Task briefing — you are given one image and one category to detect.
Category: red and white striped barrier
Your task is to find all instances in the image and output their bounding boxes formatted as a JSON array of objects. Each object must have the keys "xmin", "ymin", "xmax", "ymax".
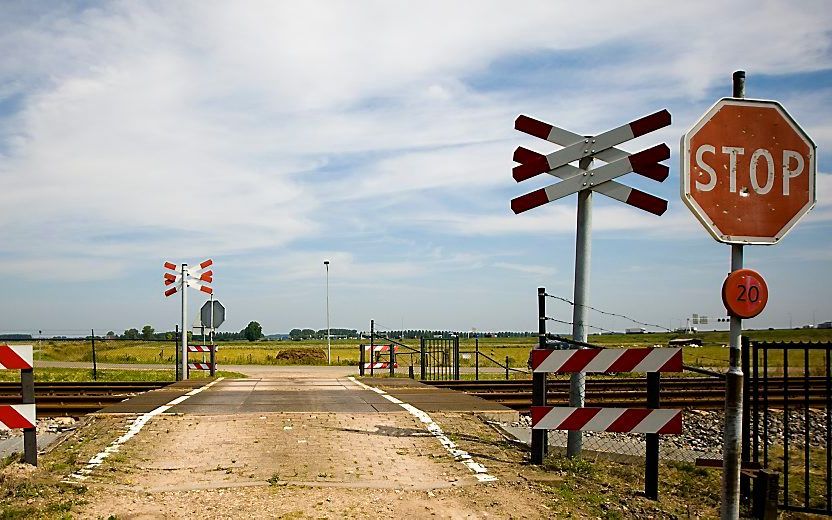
[
  {"xmin": 188, "ymin": 363, "xmax": 213, "ymax": 371},
  {"xmin": 513, "ymin": 147, "xmax": 668, "ymax": 216},
  {"xmin": 531, "ymin": 406, "xmax": 682, "ymax": 434},
  {"xmin": 187, "ymin": 345, "xmax": 216, "ymax": 352},
  {"xmin": 363, "ymin": 345, "xmax": 398, "ymax": 352},
  {"xmin": 531, "ymin": 348, "xmax": 682, "ymax": 374},
  {"xmin": 363, "ymin": 362, "xmax": 398, "ymax": 369},
  {"xmin": 0, "ymin": 345, "xmax": 33, "ymax": 370},
  {"xmin": 0, "ymin": 404, "xmax": 36, "ymax": 430}
]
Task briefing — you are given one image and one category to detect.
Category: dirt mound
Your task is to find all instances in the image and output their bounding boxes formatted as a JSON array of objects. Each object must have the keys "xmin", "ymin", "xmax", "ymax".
[{"xmin": 274, "ymin": 348, "xmax": 327, "ymax": 364}]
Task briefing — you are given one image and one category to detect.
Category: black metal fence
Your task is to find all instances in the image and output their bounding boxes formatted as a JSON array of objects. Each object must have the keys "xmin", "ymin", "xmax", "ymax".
[
  {"xmin": 420, "ymin": 337, "xmax": 460, "ymax": 380},
  {"xmin": 743, "ymin": 338, "xmax": 831, "ymax": 515}
]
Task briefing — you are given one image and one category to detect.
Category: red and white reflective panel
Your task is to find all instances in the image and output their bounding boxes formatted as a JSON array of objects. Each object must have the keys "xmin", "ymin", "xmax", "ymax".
[
  {"xmin": 188, "ymin": 362, "xmax": 214, "ymax": 370},
  {"xmin": 186, "ymin": 280, "xmax": 213, "ymax": 294},
  {"xmin": 198, "ymin": 271, "xmax": 213, "ymax": 282},
  {"xmin": 163, "ymin": 261, "xmax": 179, "ymax": 272},
  {"xmin": 513, "ymin": 147, "xmax": 667, "ymax": 216},
  {"xmin": 187, "ymin": 345, "xmax": 215, "ymax": 352},
  {"xmin": 199, "ymin": 259, "xmax": 213, "ymax": 269},
  {"xmin": 0, "ymin": 345, "xmax": 33, "ymax": 370},
  {"xmin": 362, "ymin": 362, "xmax": 398, "ymax": 369},
  {"xmin": 0, "ymin": 404, "xmax": 36, "ymax": 430},
  {"xmin": 164, "ymin": 287, "xmax": 178, "ymax": 297},
  {"xmin": 531, "ymin": 406, "xmax": 682, "ymax": 434},
  {"xmin": 512, "ymin": 144, "xmax": 670, "ymax": 214},
  {"xmin": 531, "ymin": 347, "xmax": 682, "ymax": 374},
  {"xmin": 363, "ymin": 345, "xmax": 398, "ymax": 352}
]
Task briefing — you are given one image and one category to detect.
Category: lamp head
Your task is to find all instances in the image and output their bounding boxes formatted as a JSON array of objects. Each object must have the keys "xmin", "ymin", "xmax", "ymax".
[{"xmin": 324, "ymin": 260, "xmax": 329, "ymax": 265}]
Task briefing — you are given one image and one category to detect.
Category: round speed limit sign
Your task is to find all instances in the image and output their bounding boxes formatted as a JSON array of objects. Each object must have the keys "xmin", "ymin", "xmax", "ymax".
[{"xmin": 722, "ymin": 268, "xmax": 769, "ymax": 319}]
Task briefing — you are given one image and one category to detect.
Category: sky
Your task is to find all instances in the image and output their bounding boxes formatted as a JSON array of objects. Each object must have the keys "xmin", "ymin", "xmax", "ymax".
[{"xmin": 0, "ymin": 1, "xmax": 830, "ymax": 336}]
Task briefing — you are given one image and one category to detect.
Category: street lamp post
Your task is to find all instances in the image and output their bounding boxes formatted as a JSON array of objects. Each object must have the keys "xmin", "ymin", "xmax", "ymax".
[{"xmin": 324, "ymin": 260, "xmax": 331, "ymax": 365}]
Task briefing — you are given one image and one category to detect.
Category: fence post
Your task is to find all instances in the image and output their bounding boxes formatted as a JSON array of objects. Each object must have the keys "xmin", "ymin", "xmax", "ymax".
[
  {"xmin": 475, "ymin": 338, "xmax": 479, "ymax": 381},
  {"xmin": 359, "ymin": 344, "xmax": 365, "ymax": 376},
  {"xmin": 645, "ymin": 372, "xmax": 660, "ymax": 500},
  {"xmin": 370, "ymin": 320, "xmax": 375, "ymax": 377},
  {"xmin": 531, "ymin": 286, "xmax": 547, "ymax": 464},
  {"xmin": 741, "ymin": 335, "xmax": 751, "ymax": 502},
  {"xmin": 21, "ymin": 367, "xmax": 37, "ymax": 466},
  {"xmin": 505, "ymin": 356, "xmax": 509, "ymax": 380},
  {"xmin": 390, "ymin": 344, "xmax": 395, "ymax": 378},
  {"xmin": 209, "ymin": 344, "xmax": 216, "ymax": 377},
  {"xmin": 91, "ymin": 329, "xmax": 97, "ymax": 381},
  {"xmin": 420, "ymin": 339, "xmax": 426, "ymax": 381},
  {"xmin": 454, "ymin": 336, "xmax": 460, "ymax": 380},
  {"xmin": 175, "ymin": 325, "xmax": 180, "ymax": 381}
]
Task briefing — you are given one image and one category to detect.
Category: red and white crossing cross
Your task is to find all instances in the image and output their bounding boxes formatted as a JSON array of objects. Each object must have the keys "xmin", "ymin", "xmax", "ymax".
[
  {"xmin": 0, "ymin": 345, "xmax": 33, "ymax": 370},
  {"xmin": 163, "ymin": 258, "xmax": 213, "ymax": 297},
  {"xmin": 531, "ymin": 406, "xmax": 682, "ymax": 434},
  {"xmin": 511, "ymin": 110, "xmax": 671, "ymax": 214},
  {"xmin": 530, "ymin": 348, "xmax": 682, "ymax": 374}
]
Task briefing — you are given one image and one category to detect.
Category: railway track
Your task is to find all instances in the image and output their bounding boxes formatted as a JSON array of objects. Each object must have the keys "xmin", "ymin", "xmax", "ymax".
[
  {"xmin": 424, "ymin": 377, "xmax": 830, "ymax": 412},
  {"xmin": 0, "ymin": 381, "xmax": 170, "ymax": 416}
]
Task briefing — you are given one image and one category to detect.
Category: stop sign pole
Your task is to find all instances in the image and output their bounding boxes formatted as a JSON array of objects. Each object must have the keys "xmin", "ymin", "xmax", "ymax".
[{"xmin": 682, "ymin": 71, "xmax": 816, "ymax": 520}]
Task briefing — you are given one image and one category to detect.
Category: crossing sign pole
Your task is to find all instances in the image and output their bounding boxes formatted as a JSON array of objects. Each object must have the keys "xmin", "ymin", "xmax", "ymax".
[
  {"xmin": 512, "ymin": 108, "xmax": 671, "ymax": 460},
  {"xmin": 164, "ymin": 259, "xmax": 214, "ymax": 380},
  {"xmin": 682, "ymin": 70, "xmax": 816, "ymax": 520}
]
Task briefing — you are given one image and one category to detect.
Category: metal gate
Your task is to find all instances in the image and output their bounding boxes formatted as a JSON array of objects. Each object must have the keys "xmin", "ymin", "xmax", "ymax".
[
  {"xmin": 419, "ymin": 337, "xmax": 460, "ymax": 381},
  {"xmin": 743, "ymin": 338, "xmax": 831, "ymax": 515}
]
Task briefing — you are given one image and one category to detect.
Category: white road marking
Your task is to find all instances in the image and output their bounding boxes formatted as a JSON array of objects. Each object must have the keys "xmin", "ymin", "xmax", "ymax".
[
  {"xmin": 348, "ymin": 377, "xmax": 497, "ymax": 483},
  {"xmin": 64, "ymin": 377, "xmax": 224, "ymax": 482}
]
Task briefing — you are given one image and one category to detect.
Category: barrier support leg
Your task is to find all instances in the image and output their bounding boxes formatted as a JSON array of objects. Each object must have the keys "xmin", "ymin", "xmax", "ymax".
[
  {"xmin": 21, "ymin": 368, "xmax": 37, "ymax": 466},
  {"xmin": 645, "ymin": 372, "xmax": 660, "ymax": 500}
]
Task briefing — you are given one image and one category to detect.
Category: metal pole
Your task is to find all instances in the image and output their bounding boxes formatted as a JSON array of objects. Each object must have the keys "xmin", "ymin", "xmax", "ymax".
[
  {"xmin": 475, "ymin": 338, "xmax": 479, "ymax": 381},
  {"xmin": 21, "ymin": 367, "xmax": 36, "ymax": 466},
  {"xmin": 532, "ymin": 287, "xmax": 547, "ymax": 464},
  {"xmin": 181, "ymin": 263, "xmax": 188, "ymax": 380},
  {"xmin": 325, "ymin": 260, "xmax": 331, "ymax": 365},
  {"xmin": 209, "ymin": 293, "xmax": 216, "ymax": 376},
  {"xmin": 175, "ymin": 324, "xmax": 180, "ymax": 381},
  {"xmin": 91, "ymin": 328, "xmax": 97, "ymax": 381},
  {"xmin": 722, "ymin": 70, "xmax": 745, "ymax": 520},
  {"xmin": 567, "ymin": 156, "xmax": 593, "ymax": 458},
  {"xmin": 370, "ymin": 319, "xmax": 374, "ymax": 377}
]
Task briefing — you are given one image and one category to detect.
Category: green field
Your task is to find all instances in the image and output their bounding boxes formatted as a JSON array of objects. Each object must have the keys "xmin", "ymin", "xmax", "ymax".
[{"xmin": 7, "ymin": 327, "xmax": 831, "ymax": 373}]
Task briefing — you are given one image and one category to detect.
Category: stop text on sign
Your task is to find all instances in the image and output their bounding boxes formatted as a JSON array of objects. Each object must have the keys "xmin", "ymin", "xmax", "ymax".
[
  {"xmin": 682, "ymin": 98, "xmax": 816, "ymax": 244},
  {"xmin": 693, "ymin": 145, "xmax": 805, "ymax": 196}
]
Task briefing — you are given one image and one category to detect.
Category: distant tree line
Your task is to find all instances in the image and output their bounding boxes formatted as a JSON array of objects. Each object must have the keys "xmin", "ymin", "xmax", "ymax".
[
  {"xmin": 288, "ymin": 328, "xmax": 358, "ymax": 340},
  {"xmin": 105, "ymin": 321, "xmax": 264, "ymax": 342}
]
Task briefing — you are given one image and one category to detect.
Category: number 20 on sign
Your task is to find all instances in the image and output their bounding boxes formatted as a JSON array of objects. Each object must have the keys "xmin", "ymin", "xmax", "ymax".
[{"xmin": 721, "ymin": 268, "xmax": 768, "ymax": 319}]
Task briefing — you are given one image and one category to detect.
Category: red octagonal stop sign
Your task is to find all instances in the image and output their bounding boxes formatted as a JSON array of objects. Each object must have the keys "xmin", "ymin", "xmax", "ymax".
[{"xmin": 682, "ymin": 98, "xmax": 816, "ymax": 244}]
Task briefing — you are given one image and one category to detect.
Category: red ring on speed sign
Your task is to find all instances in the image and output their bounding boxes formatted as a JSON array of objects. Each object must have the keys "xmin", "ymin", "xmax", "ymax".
[{"xmin": 722, "ymin": 269, "xmax": 768, "ymax": 319}]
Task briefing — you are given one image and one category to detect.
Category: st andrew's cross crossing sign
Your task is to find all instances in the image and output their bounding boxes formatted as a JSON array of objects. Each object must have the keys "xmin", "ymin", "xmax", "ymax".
[
  {"xmin": 681, "ymin": 98, "xmax": 816, "ymax": 244},
  {"xmin": 511, "ymin": 110, "xmax": 671, "ymax": 214}
]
